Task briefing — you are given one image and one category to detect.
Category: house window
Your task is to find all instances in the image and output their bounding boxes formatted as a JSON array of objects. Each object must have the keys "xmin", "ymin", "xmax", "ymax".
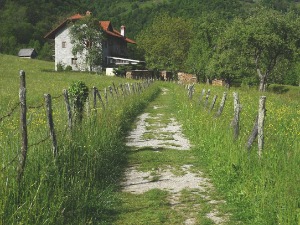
[
  {"xmin": 71, "ymin": 58, "xmax": 77, "ymax": 65},
  {"xmin": 62, "ymin": 41, "xmax": 66, "ymax": 48}
]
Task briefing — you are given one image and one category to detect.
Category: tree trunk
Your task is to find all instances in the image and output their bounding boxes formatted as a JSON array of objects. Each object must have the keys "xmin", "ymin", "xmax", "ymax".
[{"xmin": 257, "ymin": 69, "xmax": 267, "ymax": 92}]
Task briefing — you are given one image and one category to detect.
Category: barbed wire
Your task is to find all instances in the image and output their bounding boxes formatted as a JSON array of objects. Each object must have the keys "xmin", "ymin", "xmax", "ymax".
[
  {"xmin": 0, "ymin": 102, "xmax": 20, "ymax": 123},
  {"xmin": 28, "ymin": 134, "xmax": 50, "ymax": 148},
  {"xmin": 0, "ymin": 153, "xmax": 18, "ymax": 173},
  {"xmin": 52, "ymin": 94, "xmax": 64, "ymax": 100},
  {"xmin": 28, "ymin": 103, "xmax": 44, "ymax": 109}
]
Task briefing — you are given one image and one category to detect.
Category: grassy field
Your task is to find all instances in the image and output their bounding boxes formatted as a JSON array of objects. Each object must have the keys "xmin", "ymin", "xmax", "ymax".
[
  {"xmin": 1, "ymin": 54, "xmax": 299, "ymax": 224},
  {"xmin": 0, "ymin": 54, "xmax": 160, "ymax": 224},
  {"xmin": 170, "ymin": 83, "xmax": 300, "ymax": 224}
]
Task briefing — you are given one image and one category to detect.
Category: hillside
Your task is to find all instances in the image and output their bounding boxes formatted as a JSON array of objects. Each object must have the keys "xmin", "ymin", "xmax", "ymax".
[{"xmin": 1, "ymin": 0, "xmax": 300, "ymax": 60}]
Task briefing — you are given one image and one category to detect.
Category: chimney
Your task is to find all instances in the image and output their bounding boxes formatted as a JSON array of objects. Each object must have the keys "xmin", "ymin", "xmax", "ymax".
[{"xmin": 120, "ymin": 25, "xmax": 126, "ymax": 37}]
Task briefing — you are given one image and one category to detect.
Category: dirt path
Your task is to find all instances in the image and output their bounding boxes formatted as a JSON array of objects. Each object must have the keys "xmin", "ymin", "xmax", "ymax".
[{"xmin": 116, "ymin": 88, "xmax": 229, "ymax": 224}]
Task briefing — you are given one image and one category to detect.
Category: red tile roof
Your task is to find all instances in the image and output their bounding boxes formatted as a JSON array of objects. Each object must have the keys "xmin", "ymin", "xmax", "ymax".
[{"xmin": 44, "ymin": 13, "xmax": 136, "ymax": 44}]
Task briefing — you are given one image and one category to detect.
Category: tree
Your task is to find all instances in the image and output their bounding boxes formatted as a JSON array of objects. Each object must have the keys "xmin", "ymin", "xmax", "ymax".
[
  {"xmin": 185, "ymin": 13, "xmax": 228, "ymax": 82},
  {"xmin": 69, "ymin": 13, "xmax": 104, "ymax": 72},
  {"xmin": 136, "ymin": 14, "xmax": 192, "ymax": 73},
  {"xmin": 209, "ymin": 8, "xmax": 300, "ymax": 91}
]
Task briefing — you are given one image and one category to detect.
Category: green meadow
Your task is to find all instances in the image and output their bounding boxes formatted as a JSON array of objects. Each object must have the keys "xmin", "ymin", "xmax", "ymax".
[
  {"xmin": 0, "ymin": 54, "xmax": 160, "ymax": 224},
  {"xmin": 171, "ymin": 83, "xmax": 300, "ymax": 224},
  {"xmin": 0, "ymin": 54, "xmax": 299, "ymax": 224}
]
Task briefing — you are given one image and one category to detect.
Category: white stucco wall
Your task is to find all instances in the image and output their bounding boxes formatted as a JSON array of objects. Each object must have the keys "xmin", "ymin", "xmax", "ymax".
[{"xmin": 55, "ymin": 26, "xmax": 88, "ymax": 71}]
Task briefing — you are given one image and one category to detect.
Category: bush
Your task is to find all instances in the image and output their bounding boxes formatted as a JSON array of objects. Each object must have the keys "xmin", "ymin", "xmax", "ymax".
[
  {"xmin": 65, "ymin": 65, "xmax": 73, "ymax": 71},
  {"xmin": 68, "ymin": 81, "xmax": 89, "ymax": 123}
]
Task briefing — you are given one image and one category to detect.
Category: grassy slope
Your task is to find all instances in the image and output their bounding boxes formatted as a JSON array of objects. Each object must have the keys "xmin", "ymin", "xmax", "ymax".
[
  {"xmin": 0, "ymin": 54, "xmax": 161, "ymax": 224},
  {"xmin": 0, "ymin": 54, "xmax": 126, "ymax": 111}
]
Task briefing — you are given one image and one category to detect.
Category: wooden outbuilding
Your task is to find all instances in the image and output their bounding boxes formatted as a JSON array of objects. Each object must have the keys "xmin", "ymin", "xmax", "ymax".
[{"xmin": 18, "ymin": 48, "xmax": 38, "ymax": 59}]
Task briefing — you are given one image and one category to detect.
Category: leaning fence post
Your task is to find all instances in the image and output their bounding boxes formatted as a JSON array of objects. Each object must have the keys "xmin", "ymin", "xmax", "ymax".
[
  {"xmin": 216, "ymin": 92, "xmax": 227, "ymax": 117},
  {"xmin": 18, "ymin": 70, "xmax": 28, "ymax": 182},
  {"xmin": 112, "ymin": 82, "xmax": 118, "ymax": 96},
  {"xmin": 44, "ymin": 94, "xmax": 58, "ymax": 157},
  {"xmin": 209, "ymin": 95, "xmax": 218, "ymax": 112},
  {"xmin": 63, "ymin": 89, "xmax": 72, "ymax": 130},
  {"xmin": 246, "ymin": 115, "xmax": 258, "ymax": 151},
  {"xmin": 95, "ymin": 88, "xmax": 105, "ymax": 110},
  {"xmin": 258, "ymin": 96, "xmax": 266, "ymax": 158},
  {"xmin": 232, "ymin": 92, "xmax": 241, "ymax": 140}
]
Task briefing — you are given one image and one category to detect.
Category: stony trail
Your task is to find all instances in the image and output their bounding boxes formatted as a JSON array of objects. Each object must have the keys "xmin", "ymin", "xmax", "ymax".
[{"xmin": 116, "ymin": 88, "xmax": 229, "ymax": 225}]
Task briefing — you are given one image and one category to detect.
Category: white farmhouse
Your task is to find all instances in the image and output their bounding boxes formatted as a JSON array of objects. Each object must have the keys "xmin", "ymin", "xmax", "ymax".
[{"xmin": 44, "ymin": 11, "xmax": 137, "ymax": 72}]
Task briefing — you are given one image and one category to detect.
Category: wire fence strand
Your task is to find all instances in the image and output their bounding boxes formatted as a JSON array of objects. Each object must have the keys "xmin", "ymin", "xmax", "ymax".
[{"xmin": 0, "ymin": 102, "xmax": 20, "ymax": 122}]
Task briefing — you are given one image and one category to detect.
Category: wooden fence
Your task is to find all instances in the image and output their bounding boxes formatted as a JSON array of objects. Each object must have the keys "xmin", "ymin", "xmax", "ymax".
[
  {"xmin": 187, "ymin": 84, "xmax": 266, "ymax": 158},
  {"xmin": 0, "ymin": 70, "xmax": 153, "ymax": 182}
]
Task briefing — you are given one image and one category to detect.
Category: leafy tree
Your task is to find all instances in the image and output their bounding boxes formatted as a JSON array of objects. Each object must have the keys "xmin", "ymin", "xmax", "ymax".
[
  {"xmin": 69, "ymin": 13, "xmax": 104, "ymax": 72},
  {"xmin": 208, "ymin": 8, "xmax": 300, "ymax": 91},
  {"xmin": 185, "ymin": 14, "xmax": 228, "ymax": 82},
  {"xmin": 136, "ymin": 14, "xmax": 193, "ymax": 73}
]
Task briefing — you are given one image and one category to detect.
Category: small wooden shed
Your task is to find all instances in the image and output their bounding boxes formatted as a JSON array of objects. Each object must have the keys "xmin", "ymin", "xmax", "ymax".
[{"xmin": 18, "ymin": 48, "xmax": 38, "ymax": 59}]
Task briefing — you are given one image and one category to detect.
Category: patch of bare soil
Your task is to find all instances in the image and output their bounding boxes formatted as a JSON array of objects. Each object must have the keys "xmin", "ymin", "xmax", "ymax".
[{"xmin": 122, "ymin": 89, "xmax": 229, "ymax": 224}]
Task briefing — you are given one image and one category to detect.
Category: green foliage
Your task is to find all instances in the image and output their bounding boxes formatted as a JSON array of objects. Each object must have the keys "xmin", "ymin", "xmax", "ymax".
[
  {"xmin": 56, "ymin": 63, "xmax": 64, "ymax": 72},
  {"xmin": 68, "ymin": 81, "xmax": 89, "ymax": 122},
  {"xmin": 207, "ymin": 8, "xmax": 300, "ymax": 90},
  {"xmin": 113, "ymin": 65, "xmax": 128, "ymax": 77},
  {"xmin": 185, "ymin": 13, "xmax": 228, "ymax": 82},
  {"xmin": 69, "ymin": 14, "xmax": 104, "ymax": 72},
  {"xmin": 137, "ymin": 13, "xmax": 193, "ymax": 72}
]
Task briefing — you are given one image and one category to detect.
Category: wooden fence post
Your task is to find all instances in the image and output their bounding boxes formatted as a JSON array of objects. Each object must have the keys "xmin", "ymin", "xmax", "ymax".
[
  {"xmin": 44, "ymin": 94, "xmax": 58, "ymax": 157},
  {"xmin": 95, "ymin": 88, "xmax": 105, "ymax": 110},
  {"xmin": 18, "ymin": 70, "xmax": 28, "ymax": 182},
  {"xmin": 216, "ymin": 92, "xmax": 227, "ymax": 117},
  {"xmin": 104, "ymin": 88, "xmax": 108, "ymax": 105},
  {"xmin": 232, "ymin": 92, "xmax": 241, "ymax": 140},
  {"xmin": 63, "ymin": 89, "xmax": 72, "ymax": 129},
  {"xmin": 258, "ymin": 96, "xmax": 266, "ymax": 158},
  {"xmin": 198, "ymin": 89, "xmax": 205, "ymax": 105},
  {"xmin": 85, "ymin": 95, "xmax": 90, "ymax": 117},
  {"xmin": 112, "ymin": 82, "xmax": 118, "ymax": 96},
  {"xmin": 119, "ymin": 83, "xmax": 125, "ymax": 96},
  {"xmin": 209, "ymin": 95, "xmax": 218, "ymax": 112},
  {"xmin": 188, "ymin": 84, "xmax": 194, "ymax": 100},
  {"xmin": 93, "ymin": 86, "xmax": 97, "ymax": 113},
  {"xmin": 127, "ymin": 83, "xmax": 131, "ymax": 94},
  {"xmin": 108, "ymin": 86, "xmax": 114, "ymax": 98},
  {"xmin": 246, "ymin": 115, "xmax": 258, "ymax": 151},
  {"xmin": 204, "ymin": 89, "xmax": 211, "ymax": 108}
]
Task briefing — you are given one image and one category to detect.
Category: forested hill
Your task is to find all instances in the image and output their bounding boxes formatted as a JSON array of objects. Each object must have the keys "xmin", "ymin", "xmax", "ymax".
[{"xmin": 0, "ymin": 0, "xmax": 299, "ymax": 60}]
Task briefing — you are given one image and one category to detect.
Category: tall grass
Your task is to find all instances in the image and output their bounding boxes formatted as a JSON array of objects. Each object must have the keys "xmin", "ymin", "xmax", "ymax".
[
  {"xmin": 170, "ymin": 84, "xmax": 300, "ymax": 224},
  {"xmin": 0, "ymin": 54, "xmax": 160, "ymax": 223}
]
